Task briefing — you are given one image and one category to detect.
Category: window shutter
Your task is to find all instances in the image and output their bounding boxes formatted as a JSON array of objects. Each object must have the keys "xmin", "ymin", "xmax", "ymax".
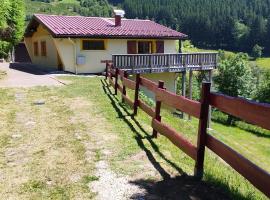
[
  {"xmin": 127, "ymin": 41, "xmax": 137, "ymax": 54},
  {"xmin": 156, "ymin": 41, "xmax": 164, "ymax": 53}
]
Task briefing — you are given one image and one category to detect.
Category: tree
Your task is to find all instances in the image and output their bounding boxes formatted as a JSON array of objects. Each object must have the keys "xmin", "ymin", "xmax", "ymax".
[
  {"xmin": 266, "ymin": 16, "xmax": 270, "ymax": 51},
  {"xmin": 252, "ymin": 44, "xmax": 264, "ymax": 59},
  {"xmin": 0, "ymin": 0, "xmax": 10, "ymax": 29},
  {"xmin": 255, "ymin": 71, "xmax": 270, "ymax": 103},
  {"xmin": 0, "ymin": 0, "xmax": 25, "ymax": 59},
  {"xmin": 214, "ymin": 53, "xmax": 256, "ymax": 124},
  {"xmin": 8, "ymin": 0, "xmax": 26, "ymax": 44},
  {"xmin": 231, "ymin": 20, "xmax": 250, "ymax": 50}
]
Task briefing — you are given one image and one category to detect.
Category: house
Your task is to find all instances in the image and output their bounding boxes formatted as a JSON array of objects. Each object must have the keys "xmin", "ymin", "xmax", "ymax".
[{"xmin": 24, "ymin": 11, "xmax": 187, "ymax": 75}]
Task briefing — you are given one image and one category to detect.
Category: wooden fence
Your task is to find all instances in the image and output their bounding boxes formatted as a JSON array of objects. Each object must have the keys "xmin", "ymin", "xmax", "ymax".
[{"xmin": 105, "ymin": 63, "xmax": 270, "ymax": 198}]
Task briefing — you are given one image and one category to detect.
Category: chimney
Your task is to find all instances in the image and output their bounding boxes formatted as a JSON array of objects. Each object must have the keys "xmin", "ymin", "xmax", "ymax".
[{"xmin": 114, "ymin": 10, "xmax": 125, "ymax": 27}]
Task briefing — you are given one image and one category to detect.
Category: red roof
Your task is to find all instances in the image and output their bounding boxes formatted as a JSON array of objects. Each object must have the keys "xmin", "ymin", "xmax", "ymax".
[{"xmin": 25, "ymin": 14, "xmax": 187, "ymax": 39}]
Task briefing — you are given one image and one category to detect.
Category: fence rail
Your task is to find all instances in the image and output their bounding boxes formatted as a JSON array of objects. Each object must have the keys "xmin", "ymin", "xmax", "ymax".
[
  {"xmin": 112, "ymin": 53, "xmax": 218, "ymax": 74},
  {"xmin": 105, "ymin": 63, "xmax": 270, "ymax": 198}
]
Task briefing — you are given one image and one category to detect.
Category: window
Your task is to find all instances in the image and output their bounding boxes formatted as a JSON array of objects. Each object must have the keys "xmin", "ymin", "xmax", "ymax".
[
  {"xmin": 127, "ymin": 41, "xmax": 137, "ymax": 54},
  {"xmin": 41, "ymin": 41, "xmax": 47, "ymax": 56},
  {"xmin": 33, "ymin": 42, "xmax": 39, "ymax": 56},
  {"xmin": 138, "ymin": 41, "xmax": 151, "ymax": 54},
  {"xmin": 82, "ymin": 40, "xmax": 105, "ymax": 50},
  {"xmin": 156, "ymin": 41, "xmax": 164, "ymax": 53}
]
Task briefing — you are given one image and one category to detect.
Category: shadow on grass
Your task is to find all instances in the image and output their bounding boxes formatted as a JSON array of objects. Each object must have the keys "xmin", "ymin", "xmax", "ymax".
[
  {"xmin": 101, "ymin": 79, "xmax": 248, "ymax": 200},
  {"xmin": 129, "ymin": 175, "xmax": 232, "ymax": 200}
]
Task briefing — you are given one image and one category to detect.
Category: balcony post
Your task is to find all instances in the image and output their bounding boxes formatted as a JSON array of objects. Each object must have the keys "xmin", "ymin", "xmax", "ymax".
[
  {"xmin": 149, "ymin": 55, "xmax": 152, "ymax": 73},
  {"xmin": 181, "ymin": 70, "xmax": 186, "ymax": 119},
  {"xmin": 188, "ymin": 70, "xmax": 193, "ymax": 120},
  {"xmin": 208, "ymin": 70, "xmax": 213, "ymax": 128}
]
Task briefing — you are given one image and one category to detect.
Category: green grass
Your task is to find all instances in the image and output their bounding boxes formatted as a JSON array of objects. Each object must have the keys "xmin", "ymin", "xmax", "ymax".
[
  {"xmin": 181, "ymin": 40, "xmax": 235, "ymax": 56},
  {"xmin": 256, "ymin": 57, "xmax": 270, "ymax": 71},
  {"xmin": 0, "ymin": 77, "xmax": 269, "ymax": 199}
]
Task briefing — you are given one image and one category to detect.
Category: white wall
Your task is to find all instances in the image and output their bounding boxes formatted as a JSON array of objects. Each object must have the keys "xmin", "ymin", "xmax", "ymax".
[{"xmin": 164, "ymin": 40, "xmax": 178, "ymax": 53}]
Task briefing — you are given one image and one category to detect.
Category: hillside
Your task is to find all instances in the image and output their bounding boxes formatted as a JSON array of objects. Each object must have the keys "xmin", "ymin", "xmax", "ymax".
[{"xmin": 25, "ymin": 0, "xmax": 112, "ymax": 21}]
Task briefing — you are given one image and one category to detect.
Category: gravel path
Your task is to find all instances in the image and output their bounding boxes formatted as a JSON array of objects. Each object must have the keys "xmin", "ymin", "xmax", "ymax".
[
  {"xmin": 0, "ymin": 62, "xmax": 63, "ymax": 87},
  {"xmin": 90, "ymin": 159, "xmax": 146, "ymax": 200}
]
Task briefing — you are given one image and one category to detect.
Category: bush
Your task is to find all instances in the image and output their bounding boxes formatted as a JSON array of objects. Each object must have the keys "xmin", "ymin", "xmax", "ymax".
[
  {"xmin": 214, "ymin": 53, "xmax": 256, "ymax": 124},
  {"xmin": 0, "ymin": 40, "xmax": 11, "ymax": 59},
  {"xmin": 255, "ymin": 71, "xmax": 270, "ymax": 103}
]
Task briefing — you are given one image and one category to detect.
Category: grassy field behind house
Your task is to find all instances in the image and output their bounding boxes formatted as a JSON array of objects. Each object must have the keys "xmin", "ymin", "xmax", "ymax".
[
  {"xmin": 182, "ymin": 40, "xmax": 270, "ymax": 71},
  {"xmin": 0, "ymin": 76, "xmax": 269, "ymax": 199}
]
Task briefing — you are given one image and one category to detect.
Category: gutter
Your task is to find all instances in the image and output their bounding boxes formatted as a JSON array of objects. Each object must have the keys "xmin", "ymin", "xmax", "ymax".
[{"xmin": 68, "ymin": 38, "xmax": 78, "ymax": 74}]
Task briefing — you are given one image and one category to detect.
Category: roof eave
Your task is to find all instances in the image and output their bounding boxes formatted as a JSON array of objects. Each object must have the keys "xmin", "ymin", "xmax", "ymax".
[{"xmin": 52, "ymin": 34, "xmax": 188, "ymax": 40}]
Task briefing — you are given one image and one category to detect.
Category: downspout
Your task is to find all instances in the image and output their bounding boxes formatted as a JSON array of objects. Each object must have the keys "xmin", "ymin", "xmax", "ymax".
[{"xmin": 68, "ymin": 38, "xmax": 78, "ymax": 74}]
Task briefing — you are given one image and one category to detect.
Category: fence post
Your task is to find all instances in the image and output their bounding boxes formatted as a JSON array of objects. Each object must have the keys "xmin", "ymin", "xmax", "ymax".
[
  {"xmin": 105, "ymin": 63, "xmax": 108, "ymax": 80},
  {"xmin": 115, "ymin": 68, "xmax": 119, "ymax": 95},
  {"xmin": 109, "ymin": 65, "xmax": 113, "ymax": 80},
  {"xmin": 122, "ymin": 71, "xmax": 128, "ymax": 103},
  {"xmin": 133, "ymin": 74, "xmax": 141, "ymax": 116},
  {"xmin": 152, "ymin": 80, "xmax": 165, "ymax": 138},
  {"xmin": 194, "ymin": 82, "xmax": 211, "ymax": 179}
]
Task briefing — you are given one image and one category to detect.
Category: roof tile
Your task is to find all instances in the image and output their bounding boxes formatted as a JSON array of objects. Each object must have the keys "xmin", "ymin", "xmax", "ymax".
[{"xmin": 33, "ymin": 14, "xmax": 187, "ymax": 39}]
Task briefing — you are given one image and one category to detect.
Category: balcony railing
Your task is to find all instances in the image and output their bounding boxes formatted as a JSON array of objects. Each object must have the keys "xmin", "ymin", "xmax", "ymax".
[{"xmin": 112, "ymin": 53, "xmax": 218, "ymax": 74}]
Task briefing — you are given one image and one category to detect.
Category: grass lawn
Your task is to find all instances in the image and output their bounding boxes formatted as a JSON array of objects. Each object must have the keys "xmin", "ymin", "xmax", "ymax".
[
  {"xmin": 0, "ymin": 76, "xmax": 269, "ymax": 199},
  {"xmin": 256, "ymin": 57, "xmax": 270, "ymax": 71}
]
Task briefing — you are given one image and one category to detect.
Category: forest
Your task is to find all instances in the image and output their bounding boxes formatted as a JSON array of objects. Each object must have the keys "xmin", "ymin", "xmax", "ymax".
[{"xmin": 110, "ymin": 0, "xmax": 270, "ymax": 55}]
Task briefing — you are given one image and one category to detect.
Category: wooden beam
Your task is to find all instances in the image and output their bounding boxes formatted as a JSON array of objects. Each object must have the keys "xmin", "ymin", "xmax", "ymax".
[
  {"xmin": 152, "ymin": 119, "xmax": 197, "ymax": 160},
  {"xmin": 155, "ymin": 89, "xmax": 201, "ymax": 118}
]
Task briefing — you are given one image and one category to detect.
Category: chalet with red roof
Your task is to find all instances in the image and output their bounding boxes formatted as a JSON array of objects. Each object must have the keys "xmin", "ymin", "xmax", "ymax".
[
  {"xmin": 24, "ymin": 11, "xmax": 187, "ymax": 74},
  {"xmin": 24, "ymin": 11, "xmax": 218, "ymax": 97}
]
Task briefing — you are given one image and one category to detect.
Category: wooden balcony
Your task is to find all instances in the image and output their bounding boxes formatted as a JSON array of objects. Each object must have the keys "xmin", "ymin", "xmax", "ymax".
[{"xmin": 112, "ymin": 53, "xmax": 218, "ymax": 74}]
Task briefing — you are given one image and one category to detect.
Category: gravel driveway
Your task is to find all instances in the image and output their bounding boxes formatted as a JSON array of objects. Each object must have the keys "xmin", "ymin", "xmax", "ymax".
[{"xmin": 0, "ymin": 62, "xmax": 64, "ymax": 87}]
